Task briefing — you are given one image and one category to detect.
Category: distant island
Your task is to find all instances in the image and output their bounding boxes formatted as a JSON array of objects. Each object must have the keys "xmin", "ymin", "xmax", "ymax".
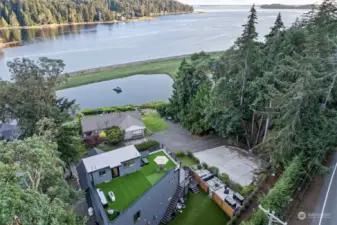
[{"xmin": 260, "ymin": 4, "xmax": 314, "ymax": 9}]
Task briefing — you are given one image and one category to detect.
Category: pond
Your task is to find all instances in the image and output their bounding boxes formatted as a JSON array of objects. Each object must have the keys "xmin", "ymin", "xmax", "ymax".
[{"xmin": 56, "ymin": 74, "xmax": 173, "ymax": 109}]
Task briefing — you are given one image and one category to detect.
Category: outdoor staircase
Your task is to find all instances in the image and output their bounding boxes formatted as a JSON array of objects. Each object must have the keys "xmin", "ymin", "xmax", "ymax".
[
  {"xmin": 190, "ymin": 185, "xmax": 200, "ymax": 194},
  {"xmin": 161, "ymin": 186, "xmax": 184, "ymax": 224}
]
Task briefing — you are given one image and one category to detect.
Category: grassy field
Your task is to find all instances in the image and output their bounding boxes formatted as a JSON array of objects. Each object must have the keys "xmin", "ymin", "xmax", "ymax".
[
  {"xmin": 141, "ymin": 111, "xmax": 168, "ymax": 133},
  {"xmin": 58, "ymin": 52, "xmax": 223, "ymax": 90},
  {"xmin": 170, "ymin": 192, "xmax": 230, "ymax": 225}
]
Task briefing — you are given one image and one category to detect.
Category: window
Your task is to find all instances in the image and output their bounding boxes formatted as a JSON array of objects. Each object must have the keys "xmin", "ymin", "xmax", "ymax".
[
  {"xmin": 123, "ymin": 160, "xmax": 134, "ymax": 169},
  {"xmin": 133, "ymin": 130, "xmax": 142, "ymax": 135},
  {"xmin": 133, "ymin": 210, "xmax": 141, "ymax": 223},
  {"xmin": 98, "ymin": 170, "xmax": 106, "ymax": 177}
]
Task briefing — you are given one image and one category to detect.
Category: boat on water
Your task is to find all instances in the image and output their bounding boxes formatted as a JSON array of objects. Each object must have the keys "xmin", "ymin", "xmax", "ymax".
[{"xmin": 113, "ymin": 86, "xmax": 122, "ymax": 93}]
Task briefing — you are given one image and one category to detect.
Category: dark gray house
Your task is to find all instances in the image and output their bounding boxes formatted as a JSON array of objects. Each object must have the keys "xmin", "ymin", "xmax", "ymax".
[
  {"xmin": 77, "ymin": 145, "xmax": 189, "ymax": 225},
  {"xmin": 0, "ymin": 123, "xmax": 21, "ymax": 141},
  {"xmin": 81, "ymin": 112, "xmax": 146, "ymax": 141}
]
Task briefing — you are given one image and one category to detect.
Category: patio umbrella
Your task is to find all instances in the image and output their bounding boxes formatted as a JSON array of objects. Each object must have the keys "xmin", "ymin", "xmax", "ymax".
[{"xmin": 154, "ymin": 156, "xmax": 169, "ymax": 166}]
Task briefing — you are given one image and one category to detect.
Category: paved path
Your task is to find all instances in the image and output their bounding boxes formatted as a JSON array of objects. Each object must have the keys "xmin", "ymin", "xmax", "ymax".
[
  {"xmin": 312, "ymin": 152, "xmax": 337, "ymax": 225},
  {"xmin": 148, "ymin": 121, "xmax": 226, "ymax": 152}
]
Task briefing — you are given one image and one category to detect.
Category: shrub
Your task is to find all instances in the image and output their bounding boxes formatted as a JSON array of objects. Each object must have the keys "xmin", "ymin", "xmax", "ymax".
[
  {"xmin": 208, "ymin": 166, "xmax": 220, "ymax": 176},
  {"xmin": 157, "ymin": 103, "xmax": 169, "ymax": 117},
  {"xmin": 197, "ymin": 164, "xmax": 202, "ymax": 170},
  {"xmin": 106, "ymin": 126, "xmax": 124, "ymax": 144},
  {"xmin": 231, "ymin": 183, "xmax": 243, "ymax": 193},
  {"xmin": 187, "ymin": 151, "xmax": 193, "ymax": 158},
  {"xmin": 219, "ymin": 173, "xmax": 231, "ymax": 184},
  {"xmin": 135, "ymin": 140, "xmax": 160, "ymax": 152},
  {"xmin": 138, "ymin": 101, "xmax": 167, "ymax": 109},
  {"xmin": 240, "ymin": 184, "xmax": 256, "ymax": 197},
  {"xmin": 202, "ymin": 162, "xmax": 208, "ymax": 169},
  {"xmin": 81, "ymin": 104, "xmax": 136, "ymax": 116},
  {"xmin": 84, "ymin": 134, "xmax": 103, "ymax": 148},
  {"xmin": 174, "ymin": 151, "xmax": 185, "ymax": 157}
]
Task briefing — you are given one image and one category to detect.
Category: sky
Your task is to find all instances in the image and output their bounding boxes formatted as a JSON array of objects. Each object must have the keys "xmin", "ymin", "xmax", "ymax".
[{"xmin": 178, "ymin": 0, "xmax": 321, "ymax": 5}]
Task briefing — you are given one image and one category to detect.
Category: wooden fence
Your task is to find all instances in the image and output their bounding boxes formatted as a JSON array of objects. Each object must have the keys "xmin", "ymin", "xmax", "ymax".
[
  {"xmin": 192, "ymin": 171, "xmax": 234, "ymax": 217},
  {"xmin": 193, "ymin": 172, "xmax": 209, "ymax": 193},
  {"xmin": 212, "ymin": 192, "xmax": 235, "ymax": 217}
]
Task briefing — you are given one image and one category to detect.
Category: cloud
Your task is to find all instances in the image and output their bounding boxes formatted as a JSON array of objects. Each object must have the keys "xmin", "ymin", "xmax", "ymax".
[{"xmin": 178, "ymin": 0, "xmax": 321, "ymax": 5}]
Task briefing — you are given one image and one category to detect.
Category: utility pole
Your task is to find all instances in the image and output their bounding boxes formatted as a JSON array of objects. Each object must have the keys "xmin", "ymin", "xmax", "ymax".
[{"xmin": 259, "ymin": 205, "xmax": 287, "ymax": 225}]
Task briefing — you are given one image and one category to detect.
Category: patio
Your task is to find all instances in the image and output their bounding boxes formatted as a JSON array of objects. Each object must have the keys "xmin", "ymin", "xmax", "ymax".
[{"xmin": 95, "ymin": 150, "xmax": 176, "ymax": 220}]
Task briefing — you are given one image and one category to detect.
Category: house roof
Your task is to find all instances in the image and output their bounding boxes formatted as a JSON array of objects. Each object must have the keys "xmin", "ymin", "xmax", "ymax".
[
  {"xmin": 119, "ymin": 115, "xmax": 145, "ymax": 130},
  {"xmin": 81, "ymin": 111, "xmax": 145, "ymax": 133},
  {"xmin": 82, "ymin": 145, "xmax": 141, "ymax": 173},
  {"xmin": 125, "ymin": 125, "xmax": 146, "ymax": 132},
  {"xmin": 83, "ymin": 148, "xmax": 105, "ymax": 158},
  {"xmin": 0, "ymin": 123, "xmax": 21, "ymax": 141}
]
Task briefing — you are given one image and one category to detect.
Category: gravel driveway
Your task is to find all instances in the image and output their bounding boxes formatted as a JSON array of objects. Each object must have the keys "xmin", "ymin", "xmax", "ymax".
[{"xmin": 148, "ymin": 120, "xmax": 226, "ymax": 152}]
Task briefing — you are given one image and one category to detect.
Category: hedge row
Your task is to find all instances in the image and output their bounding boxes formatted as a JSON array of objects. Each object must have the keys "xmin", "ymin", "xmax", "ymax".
[
  {"xmin": 138, "ymin": 101, "xmax": 167, "ymax": 109},
  {"xmin": 81, "ymin": 101, "xmax": 167, "ymax": 116},
  {"xmin": 241, "ymin": 156, "xmax": 304, "ymax": 225},
  {"xmin": 81, "ymin": 104, "xmax": 136, "ymax": 115},
  {"xmin": 135, "ymin": 140, "xmax": 160, "ymax": 152}
]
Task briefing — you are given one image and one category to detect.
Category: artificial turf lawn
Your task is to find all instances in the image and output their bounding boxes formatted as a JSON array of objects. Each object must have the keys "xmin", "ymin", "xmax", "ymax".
[
  {"xmin": 141, "ymin": 111, "xmax": 168, "ymax": 133},
  {"xmin": 95, "ymin": 150, "xmax": 176, "ymax": 220},
  {"xmin": 169, "ymin": 192, "xmax": 230, "ymax": 225},
  {"xmin": 95, "ymin": 171, "xmax": 151, "ymax": 211},
  {"xmin": 142, "ymin": 151, "xmax": 176, "ymax": 184}
]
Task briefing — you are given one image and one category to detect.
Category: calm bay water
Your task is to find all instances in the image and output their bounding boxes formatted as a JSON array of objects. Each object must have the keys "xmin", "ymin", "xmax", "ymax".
[
  {"xmin": 56, "ymin": 74, "xmax": 174, "ymax": 109},
  {"xmin": 0, "ymin": 6, "xmax": 308, "ymax": 108}
]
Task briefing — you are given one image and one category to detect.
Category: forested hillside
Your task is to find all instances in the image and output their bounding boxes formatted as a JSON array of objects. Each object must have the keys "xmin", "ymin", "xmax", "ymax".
[
  {"xmin": 0, "ymin": 0, "xmax": 193, "ymax": 28},
  {"xmin": 159, "ymin": 1, "xmax": 337, "ymax": 167},
  {"xmin": 158, "ymin": 1, "xmax": 337, "ymax": 222}
]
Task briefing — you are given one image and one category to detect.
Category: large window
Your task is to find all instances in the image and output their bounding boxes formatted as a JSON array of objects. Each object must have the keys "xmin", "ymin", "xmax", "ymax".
[
  {"xmin": 123, "ymin": 160, "xmax": 135, "ymax": 169},
  {"xmin": 98, "ymin": 170, "xmax": 106, "ymax": 177},
  {"xmin": 134, "ymin": 210, "xmax": 141, "ymax": 223},
  {"xmin": 133, "ymin": 130, "xmax": 142, "ymax": 135}
]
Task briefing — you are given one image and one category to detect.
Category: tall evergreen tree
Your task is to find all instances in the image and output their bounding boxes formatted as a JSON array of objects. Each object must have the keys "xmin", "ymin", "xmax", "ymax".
[
  {"xmin": 265, "ymin": 12, "xmax": 285, "ymax": 40},
  {"xmin": 235, "ymin": 4, "xmax": 258, "ymax": 49},
  {"xmin": 9, "ymin": 12, "xmax": 20, "ymax": 27},
  {"xmin": 0, "ymin": 17, "xmax": 8, "ymax": 27}
]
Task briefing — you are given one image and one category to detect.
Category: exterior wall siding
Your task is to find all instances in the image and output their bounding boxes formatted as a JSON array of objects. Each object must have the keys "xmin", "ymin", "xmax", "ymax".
[
  {"xmin": 124, "ymin": 129, "xmax": 145, "ymax": 140},
  {"xmin": 91, "ymin": 167, "xmax": 113, "ymax": 185},
  {"xmin": 109, "ymin": 168, "xmax": 180, "ymax": 225},
  {"xmin": 119, "ymin": 158, "xmax": 141, "ymax": 176}
]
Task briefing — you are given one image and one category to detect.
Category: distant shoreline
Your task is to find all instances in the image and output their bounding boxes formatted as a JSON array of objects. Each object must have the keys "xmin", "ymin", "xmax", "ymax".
[
  {"xmin": 260, "ymin": 4, "xmax": 314, "ymax": 9},
  {"xmin": 0, "ymin": 11, "xmax": 193, "ymax": 32}
]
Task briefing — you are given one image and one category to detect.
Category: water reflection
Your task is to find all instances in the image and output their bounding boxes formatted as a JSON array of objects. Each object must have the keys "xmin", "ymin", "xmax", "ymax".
[{"xmin": 0, "ymin": 24, "xmax": 93, "ymax": 44}]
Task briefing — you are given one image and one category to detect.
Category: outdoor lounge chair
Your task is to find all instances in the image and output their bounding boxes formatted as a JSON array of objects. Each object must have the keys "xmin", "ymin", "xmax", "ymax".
[{"xmin": 142, "ymin": 158, "xmax": 149, "ymax": 165}]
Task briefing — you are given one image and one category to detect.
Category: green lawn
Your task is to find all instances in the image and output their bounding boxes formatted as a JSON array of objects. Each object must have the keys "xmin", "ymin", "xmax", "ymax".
[
  {"xmin": 58, "ymin": 52, "xmax": 223, "ymax": 90},
  {"xmin": 95, "ymin": 150, "xmax": 176, "ymax": 220},
  {"xmin": 169, "ymin": 192, "xmax": 230, "ymax": 225},
  {"xmin": 177, "ymin": 156, "xmax": 198, "ymax": 166},
  {"xmin": 141, "ymin": 111, "xmax": 168, "ymax": 132}
]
